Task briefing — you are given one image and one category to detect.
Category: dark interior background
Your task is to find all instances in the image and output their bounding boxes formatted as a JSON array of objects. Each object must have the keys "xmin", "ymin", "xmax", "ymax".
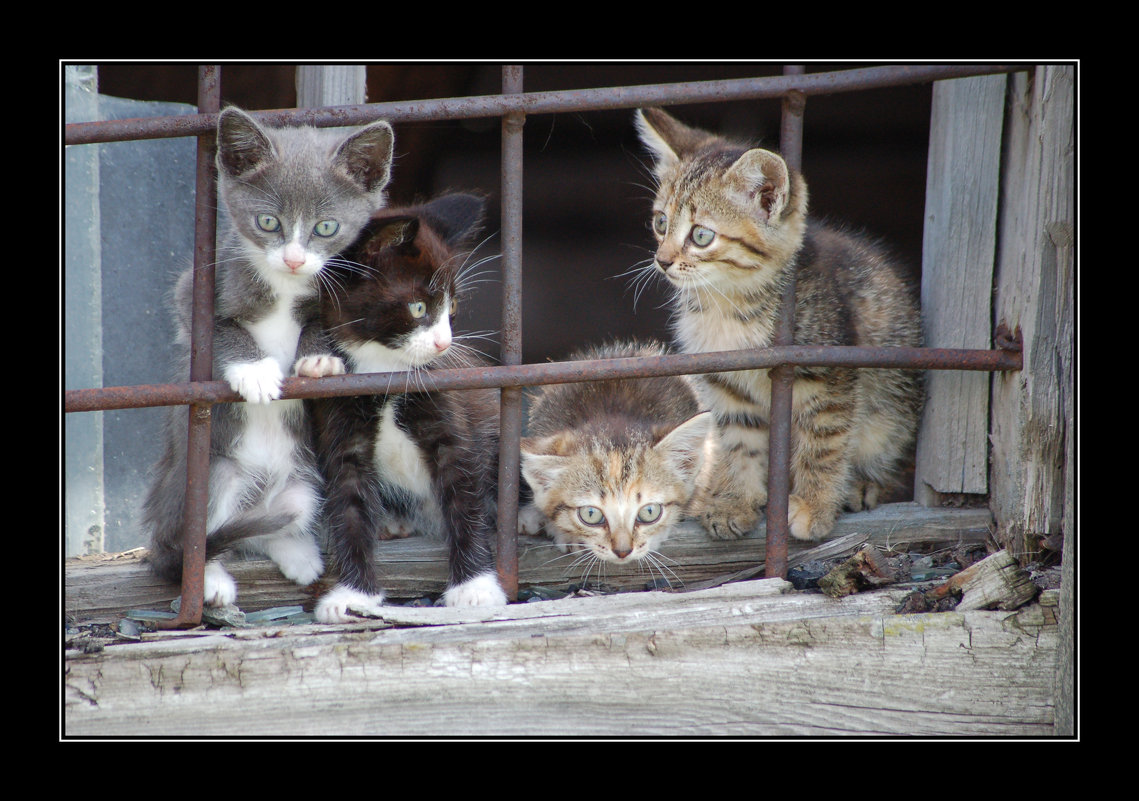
[{"xmin": 96, "ymin": 63, "xmax": 932, "ymax": 366}]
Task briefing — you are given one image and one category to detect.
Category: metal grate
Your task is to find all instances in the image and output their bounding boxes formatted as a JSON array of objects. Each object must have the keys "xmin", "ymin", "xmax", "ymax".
[{"xmin": 64, "ymin": 64, "xmax": 1026, "ymax": 627}]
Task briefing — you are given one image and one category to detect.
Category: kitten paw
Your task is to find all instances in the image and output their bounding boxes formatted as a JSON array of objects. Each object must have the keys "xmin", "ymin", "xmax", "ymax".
[
  {"xmin": 702, "ymin": 498, "xmax": 758, "ymax": 539},
  {"xmin": 443, "ymin": 573, "xmax": 508, "ymax": 607},
  {"xmin": 379, "ymin": 518, "xmax": 415, "ymax": 540},
  {"xmin": 787, "ymin": 495, "xmax": 836, "ymax": 541},
  {"xmin": 226, "ymin": 357, "xmax": 284, "ymax": 404},
  {"xmin": 203, "ymin": 561, "xmax": 238, "ymax": 607},
  {"xmin": 517, "ymin": 504, "xmax": 547, "ymax": 537},
  {"xmin": 293, "ymin": 354, "xmax": 346, "ymax": 378},
  {"xmin": 272, "ymin": 546, "xmax": 324, "ymax": 587},
  {"xmin": 315, "ymin": 584, "xmax": 387, "ymax": 623},
  {"xmin": 844, "ymin": 481, "xmax": 882, "ymax": 512}
]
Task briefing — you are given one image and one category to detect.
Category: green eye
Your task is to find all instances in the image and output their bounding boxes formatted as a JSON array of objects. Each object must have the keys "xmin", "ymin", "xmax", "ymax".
[
  {"xmin": 256, "ymin": 214, "xmax": 281, "ymax": 233},
  {"xmin": 313, "ymin": 220, "xmax": 339, "ymax": 237},
  {"xmin": 578, "ymin": 506, "xmax": 606, "ymax": 526},
  {"xmin": 449, "ymin": 297, "xmax": 458, "ymax": 315},
  {"xmin": 408, "ymin": 301, "xmax": 427, "ymax": 319},
  {"xmin": 637, "ymin": 503, "xmax": 663, "ymax": 524},
  {"xmin": 691, "ymin": 226, "xmax": 715, "ymax": 247},
  {"xmin": 653, "ymin": 212, "xmax": 668, "ymax": 236}
]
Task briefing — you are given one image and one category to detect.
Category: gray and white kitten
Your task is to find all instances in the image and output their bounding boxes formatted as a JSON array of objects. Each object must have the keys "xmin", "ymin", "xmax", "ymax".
[
  {"xmin": 520, "ymin": 340, "xmax": 716, "ymax": 573},
  {"xmin": 635, "ymin": 107, "xmax": 923, "ymax": 542},
  {"xmin": 143, "ymin": 106, "xmax": 395, "ymax": 607}
]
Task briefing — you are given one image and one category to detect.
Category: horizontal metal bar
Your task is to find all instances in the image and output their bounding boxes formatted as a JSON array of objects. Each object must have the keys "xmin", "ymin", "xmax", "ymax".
[
  {"xmin": 65, "ymin": 343, "xmax": 1022, "ymax": 414},
  {"xmin": 64, "ymin": 64, "xmax": 1026, "ymax": 145}
]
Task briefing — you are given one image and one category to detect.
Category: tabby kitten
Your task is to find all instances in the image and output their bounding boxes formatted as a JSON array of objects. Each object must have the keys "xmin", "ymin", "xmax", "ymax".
[
  {"xmin": 635, "ymin": 107, "xmax": 923, "ymax": 541},
  {"xmin": 520, "ymin": 340, "xmax": 716, "ymax": 569},
  {"xmin": 143, "ymin": 106, "xmax": 395, "ymax": 606},
  {"xmin": 310, "ymin": 193, "xmax": 507, "ymax": 623}
]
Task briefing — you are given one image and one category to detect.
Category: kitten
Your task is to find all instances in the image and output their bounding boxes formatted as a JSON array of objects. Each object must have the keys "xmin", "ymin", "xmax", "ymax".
[
  {"xmin": 143, "ymin": 106, "xmax": 395, "ymax": 607},
  {"xmin": 520, "ymin": 340, "xmax": 716, "ymax": 574},
  {"xmin": 310, "ymin": 192, "xmax": 507, "ymax": 623},
  {"xmin": 634, "ymin": 106, "xmax": 923, "ymax": 542}
]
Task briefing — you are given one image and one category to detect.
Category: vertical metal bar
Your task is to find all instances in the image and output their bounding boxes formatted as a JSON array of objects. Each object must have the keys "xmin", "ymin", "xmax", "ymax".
[
  {"xmin": 496, "ymin": 65, "xmax": 525, "ymax": 599},
  {"xmin": 764, "ymin": 65, "xmax": 806, "ymax": 580},
  {"xmin": 158, "ymin": 66, "xmax": 220, "ymax": 628}
]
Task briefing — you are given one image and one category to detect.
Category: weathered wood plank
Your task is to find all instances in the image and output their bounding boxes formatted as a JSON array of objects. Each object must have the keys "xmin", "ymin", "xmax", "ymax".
[
  {"xmin": 64, "ymin": 503, "xmax": 994, "ymax": 623},
  {"xmin": 990, "ymin": 65, "xmax": 1075, "ymax": 559},
  {"xmin": 915, "ymin": 73, "xmax": 1007, "ymax": 500},
  {"xmin": 63, "ymin": 578, "xmax": 1058, "ymax": 737}
]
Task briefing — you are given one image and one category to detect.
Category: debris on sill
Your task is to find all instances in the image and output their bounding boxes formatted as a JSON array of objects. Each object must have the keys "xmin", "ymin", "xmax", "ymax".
[
  {"xmin": 818, "ymin": 545, "xmax": 896, "ymax": 598},
  {"xmin": 897, "ymin": 549, "xmax": 1039, "ymax": 614}
]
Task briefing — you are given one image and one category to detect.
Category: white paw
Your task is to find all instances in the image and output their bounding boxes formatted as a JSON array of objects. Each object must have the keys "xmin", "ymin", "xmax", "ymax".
[
  {"xmin": 518, "ymin": 504, "xmax": 547, "ymax": 536},
  {"xmin": 293, "ymin": 354, "xmax": 346, "ymax": 378},
  {"xmin": 315, "ymin": 584, "xmax": 387, "ymax": 623},
  {"xmin": 225, "ymin": 357, "xmax": 284, "ymax": 404},
  {"xmin": 443, "ymin": 573, "xmax": 508, "ymax": 607},
  {"xmin": 203, "ymin": 561, "xmax": 238, "ymax": 607},
  {"xmin": 268, "ymin": 539, "xmax": 324, "ymax": 586}
]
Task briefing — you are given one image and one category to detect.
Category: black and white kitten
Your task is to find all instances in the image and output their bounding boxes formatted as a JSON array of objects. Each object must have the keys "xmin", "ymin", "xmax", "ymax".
[
  {"xmin": 143, "ymin": 107, "xmax": 395, "ymax": 607},
  {"xmin": 310, "ymin": 192, "xmax": 507, "ymax": 622}
]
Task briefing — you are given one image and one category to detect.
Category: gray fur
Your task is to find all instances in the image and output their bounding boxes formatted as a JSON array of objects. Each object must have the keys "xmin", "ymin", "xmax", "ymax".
[{"xmin": 143, "ymin": 107, "xmax": 394, "ymax": 605}]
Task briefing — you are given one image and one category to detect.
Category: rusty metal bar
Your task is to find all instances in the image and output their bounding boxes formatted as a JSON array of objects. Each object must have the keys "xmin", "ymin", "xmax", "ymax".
[
  {"xmin": 66, "ymin": 342, "xmax": 1023, "ymax": 413},
  {"xmin": 65, "ymin": 64, "xmax": 1024, "ymax": 145},
  {"xmin": 497, "ymin": 66, "xmax": 525, "ymax": 600},
  {"xmin": 156, "ymin": 66, "xmax": 220, "ymax": 630},
  {"xmin": 764, "ymin": 66, "xmax": 808, "ymax": 579}
]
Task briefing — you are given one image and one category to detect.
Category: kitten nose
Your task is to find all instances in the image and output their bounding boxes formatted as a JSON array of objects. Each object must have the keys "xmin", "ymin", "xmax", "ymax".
[
  {"xmin": 434, "ymin": 330, "xmax": 451, "ymax": 352},
  {"xmin": 656, "ymin": 257, "xmax": 673, "ymax": 273},
  {"xmin": 283, "ymin": 243, "xmax": 306, "ymax": 272}
]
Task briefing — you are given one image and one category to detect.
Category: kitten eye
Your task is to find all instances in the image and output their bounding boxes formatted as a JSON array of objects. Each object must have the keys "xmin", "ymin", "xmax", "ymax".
[
  {"xmin": 690, "ymin": 226, "xmax": 715, "ymax": 247},
  {"xmin": 652, "ymin": 211, "xmax": 668, "ymax": 236},
  {"xmin": 313, "ymin": 220, "xmax": 340, "ymax": 237},
  {"xmin": 637, "ymin": 503, "xmax": 663, "ymax": 524},
  {"xmin": 256, "ymin": 214, "xmax": 281, "ymax": 233},
  {"xmin": 408, "ymin": 301, "xmax": 427, "ymax": 319},
  {"xmin": 449, "ymin": 297, "xmax": 458, "ymax": 316},
  {"xmin": 577, "ymin": 506, "xmax": 606, "ymax": 526}
]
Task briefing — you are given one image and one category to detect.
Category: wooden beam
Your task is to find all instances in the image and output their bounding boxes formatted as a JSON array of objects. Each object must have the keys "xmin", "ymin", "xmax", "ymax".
[{"xmin": 63, "ymin": 576, "xmax": 1059, "ymax": 737}]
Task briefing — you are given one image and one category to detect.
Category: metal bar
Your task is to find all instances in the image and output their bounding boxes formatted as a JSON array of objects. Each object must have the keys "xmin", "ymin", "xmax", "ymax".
[
  {"xmin": 764, "ymin": 65, "xmax": 808, "ymax": 579},
  {"xmin": 497, "ymin": 66, "xmax": 525, "ymax": 600},
  {"xmin": 65, "ymin": 64, "xmax": 1026, "ymax": 145},
  {"xmin": 66, "ymin": 341, "xmax": 1024, "ymax": 413},
  {"xmin": 156, "ymin": 65, "xmax": 220, "ymax": 630}
]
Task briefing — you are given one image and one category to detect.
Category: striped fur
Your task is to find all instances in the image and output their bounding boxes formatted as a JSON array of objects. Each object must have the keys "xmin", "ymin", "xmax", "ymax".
[{"xmin": 635, "ymin": 107, "xmax": 923, "ymax": 541}]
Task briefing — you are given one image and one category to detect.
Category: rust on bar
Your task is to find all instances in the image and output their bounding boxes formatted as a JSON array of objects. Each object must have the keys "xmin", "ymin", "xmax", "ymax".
[
  {"xmin": 65, "ymin": 64, "xmax": 1027, "ymax": 146},
  {"xmin": 496, "ymin": 66, "xmax": 525, "ymax": 600},
  {"xmin": 65, "ymin": 344, "xmax": 1024, "ymax": 414},
  {"xmin": 156, "ymin": 66, "xmax": 220, "ymax": 630},
  {"xmin": 763, "ymin": 65, "xmax": 807, "ymax": 580}
]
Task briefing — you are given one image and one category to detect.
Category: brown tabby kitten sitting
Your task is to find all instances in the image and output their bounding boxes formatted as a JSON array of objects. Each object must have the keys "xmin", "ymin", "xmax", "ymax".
[
  {"xmin": 520, "ymin": 340, "xmax": 716, "ymax": 571},
  {"xmin": 634, "ymin": 107, "xmax": 923, "ymax": 541}
]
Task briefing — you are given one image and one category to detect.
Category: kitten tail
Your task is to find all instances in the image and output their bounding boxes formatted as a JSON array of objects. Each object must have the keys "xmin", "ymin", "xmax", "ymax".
[{"xmin": 146, "ymin": 512, "xmax": 297, "ymax": 585}]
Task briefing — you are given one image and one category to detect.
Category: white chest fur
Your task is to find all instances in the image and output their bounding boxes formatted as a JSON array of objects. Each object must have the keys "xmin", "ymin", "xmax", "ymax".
[
  {"xmin": 245, "ymin": 297, "xmax": 304, "ymax": 372},
  {"xmin": 374, "ymin": 403, "xmax": 433, "ymax": 499}
]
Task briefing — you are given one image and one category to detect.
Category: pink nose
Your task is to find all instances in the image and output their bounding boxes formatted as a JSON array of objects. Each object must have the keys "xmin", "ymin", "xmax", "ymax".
[
  {"xmin": 434, "ymin": 333, "xmax": 451, "ymax": 352},
  {"xmin": 283, "ymin": 243, "xmax": 306, "ymax": 272}
]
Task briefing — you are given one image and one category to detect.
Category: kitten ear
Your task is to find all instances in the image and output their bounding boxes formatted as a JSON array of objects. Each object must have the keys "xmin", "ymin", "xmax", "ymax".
[
  {"xmin": 635, "ymin": 107, "xmax": 711, "ymax": 179},
  {"xmin": 726, "ymin": 148, "xmax": 790, "ymax": 224},
  {"xmin": 520, "ymin": 437, "xmax": 570, "ymax": 494},
  {"xmin": 654, "ymin": 411, "xmax": 714, "ymax": 483},
  {"xmin": 216, "ymin": 107, "xmax": 276, "ymax": 179},
  {"xmin": 420, "ymin": 193, "xmax": 486, "ymax": 248},
  {"xmin": 358, "ymin": 215, "xmax": 419, "ymax": 258},
  {"xmin": 333, "ymin": 120, "xmax": 395, "ymax": 196}
]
